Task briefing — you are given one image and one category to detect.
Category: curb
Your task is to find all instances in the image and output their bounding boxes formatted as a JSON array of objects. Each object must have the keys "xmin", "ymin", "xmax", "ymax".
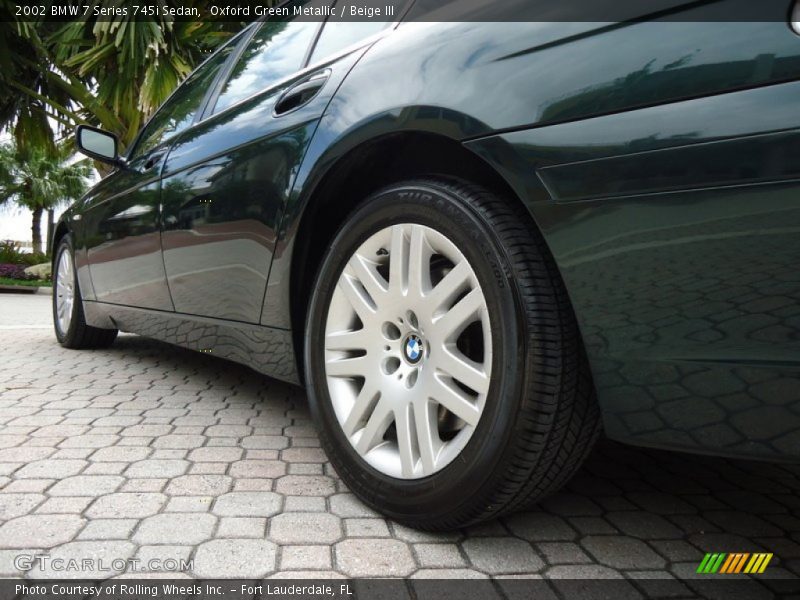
[
  {"xmin": 0, "ymin": 284, "xmax": 53, "ymax": 295},
  {"xmin": 0, "ymin": 285, "xmax": 38, "ymax": 295}
]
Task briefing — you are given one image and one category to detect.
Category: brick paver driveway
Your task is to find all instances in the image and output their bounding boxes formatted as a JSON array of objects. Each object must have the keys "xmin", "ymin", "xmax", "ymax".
[{"xmin": 1, "ymin": 293, "xmax": 799, "ymax": 594}]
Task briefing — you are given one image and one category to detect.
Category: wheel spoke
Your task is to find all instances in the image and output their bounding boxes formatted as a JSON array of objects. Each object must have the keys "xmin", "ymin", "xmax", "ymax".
[
  {"xmin": 414, "ymin": 399, "xmax": 440, "ymax": 475},
  {"xmin": 430, "ymin": 375, "xmax": 481, "ymax": 426},
  {"xmin": 427, "ymin": 260, "xmax": 471, "ymax": 314},
  {"xmin": 436, "ymin": 288, "xmax": 483, "ymax": 339},
  {"xmin": 437, "ymin": 348, "xmax": 490, "ymax": 395},
  {"xmin": 408, "ymin": 225, "xmax": 431, "ymax": 297},
  {"xmin": 325, "ymin": 329, "xmax": 370, "ymax": 352},
  {"xmin": 337, "ymin": 275, "xmax": 377, "ymax": 322},
  {"xmin": 355, "ymin": 401, "xmax": 393, "ymax": 455},
  {"xmin": 347, "ymin": 253, "xmax": 387, "ymax": 306},
  {"xmin": 394, "ymin": 404, "xmax": 416, "ymax": 477},
  {"xmin": 388, "ymin": 225, "xmax": 408, "ymax": 294},
  {"xmin": 325, "ymin": 355, "xmax": 369, "ymax": 378},
  {"xmin": 342, "ymin": 384, "xmax": 380, "ymax": 437}
]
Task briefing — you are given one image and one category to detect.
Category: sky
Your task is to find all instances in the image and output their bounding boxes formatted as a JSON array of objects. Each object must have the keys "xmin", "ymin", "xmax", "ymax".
[
  {"xmin": 0, "ymin": 209, "xmax": 60, "ymax": 246},
  {"xmin": 0, "ymin": 130, "xmax": 97, "ymax": 247}
]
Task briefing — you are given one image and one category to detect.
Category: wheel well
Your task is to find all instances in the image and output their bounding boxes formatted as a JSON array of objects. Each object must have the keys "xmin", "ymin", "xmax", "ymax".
[
  {"xmin": 52, "ymin": 222, "xmax": 69, "ymax": 262},
  {"xmin": 290, "ymin": 131, "xmax": 528, "ymax": 374}
]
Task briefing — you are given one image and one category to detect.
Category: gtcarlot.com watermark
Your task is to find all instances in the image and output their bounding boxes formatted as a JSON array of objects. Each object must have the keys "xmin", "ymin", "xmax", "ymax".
[{"xmin": 14, "ymin": 553, "xmax": 192, "ymax": 573}]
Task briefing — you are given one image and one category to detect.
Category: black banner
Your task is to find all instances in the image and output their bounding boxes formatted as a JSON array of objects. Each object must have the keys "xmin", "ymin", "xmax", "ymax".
[
  {"xmin": 1, "ymin": 0, "xmax": 799, "ymax": 23},
  {"xmin": 6, "ymin": 578, "xmax": 800, "ymax": 600}
]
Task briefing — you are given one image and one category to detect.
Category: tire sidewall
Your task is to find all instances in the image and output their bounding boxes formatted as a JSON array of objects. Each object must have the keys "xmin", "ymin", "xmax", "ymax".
[{"xmin": 305, "ymin": 182, "xmax": 527, "ymax": 523}]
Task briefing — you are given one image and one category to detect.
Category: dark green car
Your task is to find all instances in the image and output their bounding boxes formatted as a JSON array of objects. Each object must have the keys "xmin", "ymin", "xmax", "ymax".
[{"xmin": 55, "ymin": 0, "xmax": 800, "ymax": 529}]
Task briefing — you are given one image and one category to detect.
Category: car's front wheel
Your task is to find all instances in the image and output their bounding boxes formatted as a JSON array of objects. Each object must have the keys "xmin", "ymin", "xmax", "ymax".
[
  {"xmin": 305, "ymin": 178, "xmax": 600, "ymax": 529},
  {"xmin": 53, "ymin": 235, "xmax": 118, "ymax": 349}
]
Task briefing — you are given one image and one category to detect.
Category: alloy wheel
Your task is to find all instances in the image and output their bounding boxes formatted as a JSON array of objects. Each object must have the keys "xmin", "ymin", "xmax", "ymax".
[
  {"xmin": 55, "ymin": 249, "xmax": 75, "ymax": 335},
  {"xmin": 324, "ymin": 223, "xmax": 492, "ymax": 479}
]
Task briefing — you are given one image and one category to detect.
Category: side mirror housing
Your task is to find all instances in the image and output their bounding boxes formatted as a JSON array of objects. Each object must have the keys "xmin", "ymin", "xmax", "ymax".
[{"xmin": 76, "ymin": 125, "xmax": 126, "ymax": 169}]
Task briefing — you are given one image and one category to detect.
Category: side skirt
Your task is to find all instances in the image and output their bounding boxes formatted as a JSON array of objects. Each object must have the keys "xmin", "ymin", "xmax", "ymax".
[{"xmin": 83, "ymin": 300, "xmax": 300, "ymax": 385}]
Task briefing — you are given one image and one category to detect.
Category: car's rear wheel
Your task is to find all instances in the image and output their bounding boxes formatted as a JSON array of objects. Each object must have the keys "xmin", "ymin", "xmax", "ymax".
[
  {"xmin": 53, "ymin": 235, "xmax": 118, "ymax": 349},
  {"xmin": 305, "ymin": 178, "xmax": 601, "ymax": 529}
]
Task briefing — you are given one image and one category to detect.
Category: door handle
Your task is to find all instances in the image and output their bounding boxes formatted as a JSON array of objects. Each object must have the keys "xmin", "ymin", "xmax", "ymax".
[
  {"xmin": 143, "ymin": 151, "xmax": 166, "ymax": 172},
  {"xmin": 274, "ymin": 70, "xmax": 330, "ymax": 117}
]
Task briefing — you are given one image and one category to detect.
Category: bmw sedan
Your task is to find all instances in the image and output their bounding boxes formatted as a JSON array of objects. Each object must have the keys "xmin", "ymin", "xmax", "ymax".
[{"xmin": 55, "ymin": 1, "xmax": 800, "ymax": 529}]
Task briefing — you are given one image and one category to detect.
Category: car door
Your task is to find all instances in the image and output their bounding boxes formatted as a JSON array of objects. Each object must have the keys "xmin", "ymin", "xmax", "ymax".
[
  {"xmin": 159, "ymin": 1, "xmax": 390, "ymax": 323},
  {"xmin": 83, "ymin": 35, "xmax": 244, "ymax": 310}
]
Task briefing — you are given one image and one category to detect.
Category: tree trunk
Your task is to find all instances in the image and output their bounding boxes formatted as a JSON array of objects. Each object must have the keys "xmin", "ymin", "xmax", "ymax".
[
  {"xmin": 46, "ymin": 209, "xmax": 55, "ymax": 256},
  {"xmin": 95, "ymin": 160, "xmax": 113, "ymax": 178},
  {"xmin": 31, "ymin": 207, "xmax": 43, "ymax": 255}
]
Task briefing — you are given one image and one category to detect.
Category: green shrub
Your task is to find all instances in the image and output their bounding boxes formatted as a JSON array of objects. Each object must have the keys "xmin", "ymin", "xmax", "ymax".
[
  {"xmin": 19, "ymin": 252, "xmax": 50, "ymax": 266},
  {"xmin": 0, "ymin": 277, "xmax": 49, "ymax": 287},
  {"xmin": 0, "ymin": 240, "xmax": 50, "ymax": 266},
  {"xmin": 0, "ymin": 241, "xmax": 22, "ymax": 263}
]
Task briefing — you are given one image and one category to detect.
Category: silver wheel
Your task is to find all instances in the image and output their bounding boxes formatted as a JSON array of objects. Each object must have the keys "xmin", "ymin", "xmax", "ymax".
[
  {"xmin": 324, "ymin": 223, "xmax": 492, "ymax": 479},
  {"xmin": 55, "ymin": 249, "xmax": 75, "ymax": 335}
]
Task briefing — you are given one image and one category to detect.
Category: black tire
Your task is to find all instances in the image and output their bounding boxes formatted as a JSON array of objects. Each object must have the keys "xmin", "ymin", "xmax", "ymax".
[
  {"xmin": 53, "ymin": 235, "xmax": 118, "ymax": 349},
  {"xmin": 305, "ymin": 178, "xmax": 601, "ymax": 530}
]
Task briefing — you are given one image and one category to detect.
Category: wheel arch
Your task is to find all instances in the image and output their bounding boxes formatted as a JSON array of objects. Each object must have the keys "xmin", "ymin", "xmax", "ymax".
[
  {"xmin": 51, "ymin": 221, "xmax": 70, "ymax": 264},
  {"xmin": 288, "ymin": 130, "xmax": 552, "ymax": 378},
  {"xmin": 52, "ymin": 217, "xmax": 99, "ymax": 303}
]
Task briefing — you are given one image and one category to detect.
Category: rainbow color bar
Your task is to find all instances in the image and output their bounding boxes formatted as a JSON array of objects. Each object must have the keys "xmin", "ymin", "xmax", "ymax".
[{"xmin": 697, "ymin": 553, "xmax": 773, "ymax": 574}]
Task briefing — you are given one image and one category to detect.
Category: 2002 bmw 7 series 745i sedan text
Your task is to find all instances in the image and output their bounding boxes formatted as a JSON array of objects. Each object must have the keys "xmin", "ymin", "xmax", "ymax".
[{"xmin": 54, "ymin": 0, "xmax": 800, "ymax": 529}]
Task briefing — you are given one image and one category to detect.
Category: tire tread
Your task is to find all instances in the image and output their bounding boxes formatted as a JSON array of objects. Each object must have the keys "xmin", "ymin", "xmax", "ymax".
[
  {"xmin": 54, "ymin": 237, "xmax": 118, "ymax": 350},
  {"xmin": 403, "ymin": 178, "xmax": 601, "ymax": 529}
]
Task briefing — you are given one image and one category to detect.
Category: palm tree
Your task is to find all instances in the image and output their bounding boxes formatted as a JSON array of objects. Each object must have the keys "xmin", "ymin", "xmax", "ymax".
[
  {"xmin": 0, "ymin": 19, "xmax": 62, "ymax": 158},
  {"xmin": 0, "ymin": 141, "xmax": 92, "ymax": 254},
  {"xmin": 1, "ymin": 6, "xmax": 250, "ymax": 167}
]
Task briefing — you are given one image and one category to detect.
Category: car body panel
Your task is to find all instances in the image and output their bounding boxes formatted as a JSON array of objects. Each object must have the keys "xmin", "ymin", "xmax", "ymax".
[
  {"xmin": 300, "ymin": 17, "xmax": 800, "ymax": 137},
  {"xmin": 61, "ymin": 5, "xmax": 800, "ymax": 459},
  {"xmin": 57, "ymin": 202, "xmax": 96, "ymax": 303},
  {"xmin": 83, "ymin": 302, "xmax": 300, "ymax": 384},
  {"xmin": 465, "ymin": 80, "xmax": 800, "ymax": 460},
  {"xmin": 277, "ymin": 15, "xmax": 800, "ymax": 459},
  {"xmin": 160, "ymin": 100, "xmax": 314, "ymax": 324},
  {"xmin": 264, "ymin": 13, "xmax": 800, "ymax": 329},
  {"xmin": 77, "ymin": 148, "xmax": 175, "ymax": 311},
  {"xmin": 158, "ymin": 46, "xmax": 367, "ymax": 325}
]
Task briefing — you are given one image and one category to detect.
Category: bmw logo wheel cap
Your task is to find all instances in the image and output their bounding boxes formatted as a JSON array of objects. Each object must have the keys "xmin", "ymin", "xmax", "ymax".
[{"xmin": 404, "ymin": 335, "xmax": 424, "ymax": 364}]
